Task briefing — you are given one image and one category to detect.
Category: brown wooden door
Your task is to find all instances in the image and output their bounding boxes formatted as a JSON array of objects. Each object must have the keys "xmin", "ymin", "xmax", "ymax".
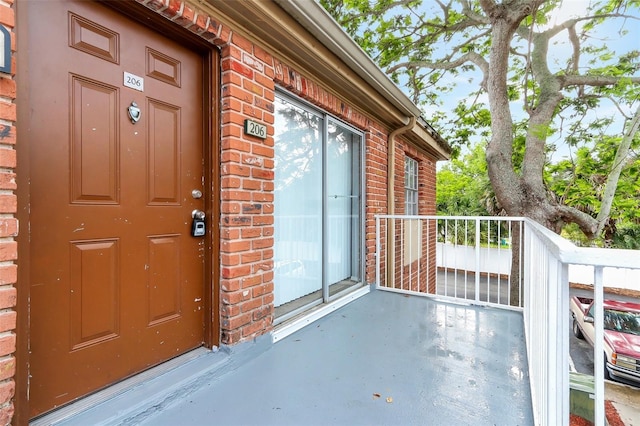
[{"xmin": 26, "ymin": 1, "xmax": 206, "ymax": 417}]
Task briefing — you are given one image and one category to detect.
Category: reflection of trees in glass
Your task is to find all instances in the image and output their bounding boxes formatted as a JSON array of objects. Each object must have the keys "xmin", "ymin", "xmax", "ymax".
[
  {"xmin": 327, "ymin": 121, "xmax": 358, "ymax": 201},
  {"xmin": 274, "ymin": 97, "xmax": 363, "ymax": 298},
  {"xmin": 274, "ymin": 99, "xmax": 322, "ymax": 194},
  {"xmin": 274, "ymin": 97, "xmax": 323, "ymax": 264},
  {"xmin": 328, "ymin": 122, "xmax": 351, "ymax": 156},
  {"xmin": 274, "ymin": 100, "xmax": 354, "ymax": 198},
  {"xmin": 274, "ymin": 98, "xmax": 324, "ymax": 299}
]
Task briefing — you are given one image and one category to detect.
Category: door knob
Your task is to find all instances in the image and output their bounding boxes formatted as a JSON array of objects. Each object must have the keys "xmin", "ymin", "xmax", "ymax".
[{"xmin": 192, "ymin": 209, "xmax": 205, "ymax": 220}]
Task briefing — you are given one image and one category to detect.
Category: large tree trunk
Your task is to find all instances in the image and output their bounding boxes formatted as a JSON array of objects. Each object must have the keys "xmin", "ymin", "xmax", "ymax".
[{"xmin": 481, "ymin": 4, "xmax": 602, "ymax": 303}]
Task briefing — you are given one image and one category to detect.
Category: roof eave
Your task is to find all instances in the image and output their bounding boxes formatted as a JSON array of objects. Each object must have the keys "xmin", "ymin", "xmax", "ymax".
[{"xmin": 274, "ymin": 0, "xmax": 451, "ymax": 160}]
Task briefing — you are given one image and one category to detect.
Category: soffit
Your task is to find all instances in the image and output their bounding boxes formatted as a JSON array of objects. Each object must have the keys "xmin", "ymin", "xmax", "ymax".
[
  {"xmin": 202, "ymin": 0, "xmax": 408, "ymax": 127},
  {"xmin": 409, "ymin": 126, "xmax": 451, "ymax": 161},
  {"xmin": 200, "ymin": 0, "xmax": 451, "ymax": 160}
]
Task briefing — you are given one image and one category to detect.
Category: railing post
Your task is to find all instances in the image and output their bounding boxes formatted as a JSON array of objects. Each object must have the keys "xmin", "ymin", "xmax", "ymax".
[
  {"xmin": 444, "ymin": 218, "xmax": 448, "ymax": 296},
  {"xmin": 376, "ymin": 216, "xmax": 381, "ymax": 289},
  {"xmin": 475, "ymin": 217, "xmax": 481, "ymax": 303},
  {"xmin": 553, "ymin": 259, "xmax": 570, "ymax": 425},
  {"xmin": 594, "ymin": 266, "xmax": 605, "ymax": 426},
  {"xmin": 518, "ymin": 220, "xmax": 524, "ymax": 307}
]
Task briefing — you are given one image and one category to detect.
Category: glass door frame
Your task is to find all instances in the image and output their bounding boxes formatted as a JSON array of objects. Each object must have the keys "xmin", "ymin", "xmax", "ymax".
[
  {"xmin": 322, "ymin": 116, "xmax": 365, "ymax": 303},
  {"xmin": 273, "ymin": 90, "xmax": 366, "ymax": 324}
]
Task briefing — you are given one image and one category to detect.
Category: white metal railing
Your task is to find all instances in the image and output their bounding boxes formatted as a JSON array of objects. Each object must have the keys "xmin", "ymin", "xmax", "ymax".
[
  {"xmin": 374, "ymin": 215, "xmax": 640, "ymax": 426},
  {"xmin": 521, "ymin": 219, "xmax": 572, "ymax": 425},
  {"xmin": 375, "ymin": 215, "xmax": 523, "ymax": 308},
  {"xmin": 524, "ymin": 221, "xmax": 640, "ymax": 426}
]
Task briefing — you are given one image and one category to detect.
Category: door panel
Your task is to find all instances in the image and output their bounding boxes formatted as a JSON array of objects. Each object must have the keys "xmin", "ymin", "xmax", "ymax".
[
  {"xmin": 26, "ymin": 1, "xmax": 206, "ymax": 417},
  {"xmin": 69, "ymin": 239, "xmax": 120, "ymax": 350},
  {"xmin": 148, "ymin": 99, "xmax": 181, "ymax": 203},
  {"xmin": 70, "ymin": 76, "xmax": 119, "ymax": 203}
]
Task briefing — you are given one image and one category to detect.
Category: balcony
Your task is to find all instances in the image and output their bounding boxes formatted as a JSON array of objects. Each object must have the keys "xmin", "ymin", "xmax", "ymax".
[
  {"xmin": 40, "ymin": 216, "xmax": 640, "ymax": 425},
  {"xmin": 49, "ymin": 288, "xmax": 533, "ymax": 426},
  {"xmin": 375, "ymin": 215, "xmax": 640, "ymax": 425}
]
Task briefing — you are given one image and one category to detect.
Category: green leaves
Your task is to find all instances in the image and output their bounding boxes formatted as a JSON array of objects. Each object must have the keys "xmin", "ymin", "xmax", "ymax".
[
  {"xmin": 437, "ymin": 143, "xmax": 495, "ymax": 216},
  {"xmin": 547, "ymin": 136, "xmax": 640, "ymax": 247}
]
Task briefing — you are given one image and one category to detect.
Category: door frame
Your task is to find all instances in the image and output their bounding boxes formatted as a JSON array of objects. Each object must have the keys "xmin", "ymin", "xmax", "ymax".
[{"xmin": 15, "ymin": 0, "xmax": 220, "ymax": 422}]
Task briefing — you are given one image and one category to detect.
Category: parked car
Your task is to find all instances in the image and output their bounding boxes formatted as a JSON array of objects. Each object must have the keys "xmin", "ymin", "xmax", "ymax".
[{"xmin": 570, "ymin": 296, "xmax": 640, "ymax": 384}]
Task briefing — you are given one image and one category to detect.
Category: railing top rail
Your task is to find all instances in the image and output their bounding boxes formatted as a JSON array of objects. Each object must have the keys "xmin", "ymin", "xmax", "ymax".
[
  {"xmin": 374, "ymin": 214, "xmax": 526, "ymax": 221},
  {"xmin": 375, "ymin": 214, "xmax": 640, "ymax": 270},
  {"xmin": 523, "ymin": 218, "xmax": 640, "ymax": 269}
]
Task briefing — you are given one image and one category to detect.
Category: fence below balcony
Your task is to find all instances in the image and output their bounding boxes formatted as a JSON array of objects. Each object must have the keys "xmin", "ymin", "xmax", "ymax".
[{"xmin": 375, "ymin": 215, "xmax": 640, "ymax": 426}]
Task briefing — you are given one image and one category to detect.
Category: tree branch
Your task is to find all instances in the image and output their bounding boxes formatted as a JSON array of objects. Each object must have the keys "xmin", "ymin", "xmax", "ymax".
[
  {"xmin": 561, "ymin": 74, "xmax": 640, "ymax": 89},
  {"xmin": 595, "ymin": 104, "xmax": 640, "ymax": 236},
  {"xmin": 556, "ymin": 204, "xmax": 598, "ymax": 237},
  {"xmin": 386, "ymin": 51, "xmax": 489, "ymax": 76},
  {"xmin": 534, "ymin": 12, "xmax": 640, "ymax": 39}
]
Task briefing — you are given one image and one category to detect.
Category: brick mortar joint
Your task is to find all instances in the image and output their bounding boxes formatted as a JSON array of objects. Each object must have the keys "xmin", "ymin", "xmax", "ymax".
[
  {"xmin": 142, "ymin": 1, "xmax": 173, "ymax": 20},
  {"xmin": 0, "ymin": 399, "xmax": 14, "ymax": 414},
  {"xmin": 227, "ymin": 32, "xmax": 251, "ymax": 53},
  {"xmin": 167, "ymin": 1, "xmax": 185, "ymax": 21}
]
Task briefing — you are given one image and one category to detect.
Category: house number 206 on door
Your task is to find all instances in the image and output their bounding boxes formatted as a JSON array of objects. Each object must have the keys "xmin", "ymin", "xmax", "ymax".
[{"xmin": 124, "ymin": 71, "xmax": 144, "ymax": 92}]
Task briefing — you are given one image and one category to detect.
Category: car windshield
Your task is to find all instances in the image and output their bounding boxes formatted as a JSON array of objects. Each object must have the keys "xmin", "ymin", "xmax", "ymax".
[{"xmin": 604, "ymin": 309, "xmax": 640, "ymax": 336}]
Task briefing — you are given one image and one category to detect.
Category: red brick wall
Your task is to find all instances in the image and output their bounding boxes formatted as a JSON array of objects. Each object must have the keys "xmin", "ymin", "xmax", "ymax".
[
  {"xmin": 0, "ymin": 0, "xmax": 16, "ymax": 423},
  {"xmin": 364, "ymin": 122, "xmax": 389, "ymax": 284},
  {"xmin": 218, "ymin": 32, "xmax": 277, "ymax": 345}
]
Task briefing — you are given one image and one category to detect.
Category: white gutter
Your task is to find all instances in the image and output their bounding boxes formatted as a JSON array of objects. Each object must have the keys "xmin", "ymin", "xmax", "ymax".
[
  {"xmin": 385, "ymin": 117, "xmax": 416, "ymax": 287},
  {"xmin": 387, "ymin": 117, "xmax": 416, "ymax": 215}
]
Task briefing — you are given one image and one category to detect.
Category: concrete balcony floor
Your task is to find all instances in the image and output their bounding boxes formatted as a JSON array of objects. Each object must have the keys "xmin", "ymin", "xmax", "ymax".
[{"xmin": 56, "ymin": 289, "xmax": 533, "ymax": 425}]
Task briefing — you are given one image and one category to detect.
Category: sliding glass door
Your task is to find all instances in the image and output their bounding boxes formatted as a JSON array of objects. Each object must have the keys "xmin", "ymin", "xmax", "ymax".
[
  {"xmin": 274, "ymin": 93, "xmax": 363, "ymax": 321},
  {"xmin": 273, "ymin": 96, "xmax": 323, "ymax": 311},
  {"xmin": 326, "ymin": 121, "xmax": 361, "ymax": 296}
]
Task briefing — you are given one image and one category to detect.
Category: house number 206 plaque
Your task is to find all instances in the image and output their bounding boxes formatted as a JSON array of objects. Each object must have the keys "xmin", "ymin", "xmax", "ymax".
[{"xmin": 244, "ymin": 119, "xmax": 267, "ymax": 139}]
